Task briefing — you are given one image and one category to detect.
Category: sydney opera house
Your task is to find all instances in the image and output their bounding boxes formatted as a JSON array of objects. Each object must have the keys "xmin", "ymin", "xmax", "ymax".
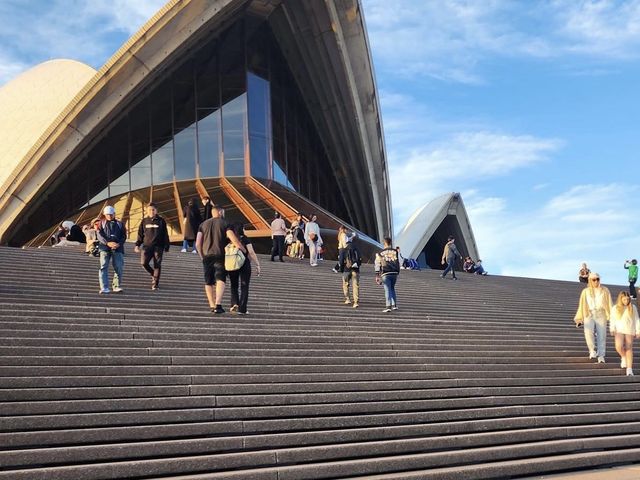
[{"xmin": 0, "ymin": 0, "xmax": 478, "ymax": 266}]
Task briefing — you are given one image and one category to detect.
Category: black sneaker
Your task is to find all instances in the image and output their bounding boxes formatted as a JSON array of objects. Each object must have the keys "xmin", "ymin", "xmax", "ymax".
[{"xmin": 211, "ymin": 306, "xmax": 225, "ymax": 314}]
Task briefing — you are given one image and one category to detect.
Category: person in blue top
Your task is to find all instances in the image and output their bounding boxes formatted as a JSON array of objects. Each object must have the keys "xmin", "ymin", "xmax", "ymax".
[
  {"xmin": 624, "ymin": 259, "xmax": 638, "ymax": 299},
  {"xmin": 96, "ymin": 205, "xmax": 126, "ymax": 294}
]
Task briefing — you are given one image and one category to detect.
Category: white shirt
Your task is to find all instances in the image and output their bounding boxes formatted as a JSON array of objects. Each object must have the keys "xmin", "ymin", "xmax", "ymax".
[
  {"xmin": 270, "ymin": 218, "xmax": 287, "ymax": 237},
  {"xmin": 586, "ymin": 288, "xmax": 607, "ymax": 312}
]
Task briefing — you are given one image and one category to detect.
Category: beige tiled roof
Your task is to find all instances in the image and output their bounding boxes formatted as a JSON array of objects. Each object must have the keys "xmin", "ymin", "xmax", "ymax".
[{"xmin": 0, "ymin": 59, "xmax": 96, "ymax": 187}]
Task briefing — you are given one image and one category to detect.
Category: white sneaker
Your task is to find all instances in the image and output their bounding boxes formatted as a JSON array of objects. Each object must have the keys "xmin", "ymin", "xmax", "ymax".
[
  {"xmin": 392, "ymin": 305, "xmax": 398, "ymax": 311},
  {"xmin": 627, "ymin": 368, "xmax": 634, "ymax": 376},
  {"xmin": 112, "ymin": 287, "xmax": 123, "ymax": 293},
  {"xmin": 192, "ymin": 250, "xmax": 198, "ymax": 254},
  {"xmin": 344, "ymin": 299, "xmax": 351, "ymax": 304},
  {"xmin": 597, "ymin": 356, "xmax": 605, "ymax": 364},
  {"xmin": 589, "ymin": 352, "xmax": 597, "ymax": 359},
  {"xmin": 310, "ymin": 263, "xmax": 318, "ymax": 267},
  {"xmin": 383, "ymin": 307, "xmax": 392, "ymax": 313},
  {"xmin": 180, "ymin": 248, "xmax": 187, "ymax": 253},
  {"xmin": 621, "ymin": 358, "xmax": 627, "ymax": 368},
  {"xmin": 99, "ymin": 288, "xmax": 110, "ymax": 294},
  {"xmin": 352, "ymin": 303, "xmax": 359, "ymax": 309},
  {"xmin": 332, "ymin": 268, "xmax": 339, "ymax": 273}
]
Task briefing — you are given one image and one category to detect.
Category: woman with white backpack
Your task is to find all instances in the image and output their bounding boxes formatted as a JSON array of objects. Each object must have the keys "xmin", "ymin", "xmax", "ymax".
[{"xmin": 227, "ymin": 223, "xmax": 260, "ymax": 315}]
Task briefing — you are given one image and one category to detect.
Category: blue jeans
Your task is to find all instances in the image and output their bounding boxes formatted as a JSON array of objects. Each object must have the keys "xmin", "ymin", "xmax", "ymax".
[
  {"xmin": 381, "ymin": 274, "xmax": 397, "ymax": 307},
  {"xmin": 182, "ymin": 240, "xmax": 194, "ymax": 251},
  {"xmin": 99, "ymin": 250, "xmax": 124, "ymax": 290},
  {"xmin": 442, "ymin": 258, "xmax": 457, "ymax": 278}
]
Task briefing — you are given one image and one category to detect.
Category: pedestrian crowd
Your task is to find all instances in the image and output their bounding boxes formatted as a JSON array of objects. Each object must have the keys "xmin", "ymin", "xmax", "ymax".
[
  {"xmin": 574, "ymin": 262, "xmax": 640, "ymax": 376},
  {"xmin": 49, "ymin": 203, "xmax": 484, "ymax": 316}
]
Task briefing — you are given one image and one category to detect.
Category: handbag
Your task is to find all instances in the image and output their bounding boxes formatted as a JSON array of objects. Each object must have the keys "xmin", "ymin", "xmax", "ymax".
[{"xmin": 225, "ymin": 243, "xmax": 246, "ymax": 271}]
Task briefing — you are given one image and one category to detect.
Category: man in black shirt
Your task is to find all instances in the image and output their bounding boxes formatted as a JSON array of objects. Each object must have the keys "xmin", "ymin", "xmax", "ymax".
[
  {"xmin": 134, "ymin": 203, "xmax": 170, "ymax": 290},
  {"xmin": 196, "ymin": 206, "xmax": 246, "ymax": 314}
]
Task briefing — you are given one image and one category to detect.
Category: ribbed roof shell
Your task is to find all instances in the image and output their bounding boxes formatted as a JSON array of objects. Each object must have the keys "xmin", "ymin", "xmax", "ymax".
[
  {"xmin": 395, "ymin": 192, "xmax": 480, "ymax": 261},
  {"xmin": 0, "ymin": 59, "xmax": 96, "ymax": 187}
]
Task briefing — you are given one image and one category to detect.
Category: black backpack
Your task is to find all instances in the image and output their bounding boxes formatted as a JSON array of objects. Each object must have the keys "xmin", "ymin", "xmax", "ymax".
[{"xmin": 345, "ymin": 245, "xmax": 362, "ymax": 270}]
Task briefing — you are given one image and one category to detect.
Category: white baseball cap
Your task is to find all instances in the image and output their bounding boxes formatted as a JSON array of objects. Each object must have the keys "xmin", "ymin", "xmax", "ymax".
[{"xmin": 103, "ymin": 206, "xmax": 116, "ymax": 215}]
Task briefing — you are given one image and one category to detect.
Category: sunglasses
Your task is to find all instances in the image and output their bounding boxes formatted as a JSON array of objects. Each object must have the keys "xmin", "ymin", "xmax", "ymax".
[{"xmin": 591, "ymin": 278, "xmax": 600, "ymax": 282}]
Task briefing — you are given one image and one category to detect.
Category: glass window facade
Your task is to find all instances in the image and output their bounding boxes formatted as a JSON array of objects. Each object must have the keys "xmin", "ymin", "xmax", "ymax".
[{"xmin": 35, "ymin": 13, "xmax": 352, "ymax": 236}]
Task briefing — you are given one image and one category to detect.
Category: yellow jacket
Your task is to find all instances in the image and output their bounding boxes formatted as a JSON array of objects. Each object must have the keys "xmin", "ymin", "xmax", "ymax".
[{"xmin": 574, "ymin": 287, "xmax": 612, "ymax": 324}]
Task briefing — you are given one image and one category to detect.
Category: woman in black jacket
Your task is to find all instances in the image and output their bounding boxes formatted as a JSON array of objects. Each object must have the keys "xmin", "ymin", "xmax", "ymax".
[{"xmin": 182, "ymin": 198, "xmax": 202, "ymax": 253}]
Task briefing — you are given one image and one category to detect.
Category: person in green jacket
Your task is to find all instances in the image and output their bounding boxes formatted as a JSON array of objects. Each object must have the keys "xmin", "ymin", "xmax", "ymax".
[{"xmin": 624, "ymin": 259, "xmax": 638, "ymax": 299}]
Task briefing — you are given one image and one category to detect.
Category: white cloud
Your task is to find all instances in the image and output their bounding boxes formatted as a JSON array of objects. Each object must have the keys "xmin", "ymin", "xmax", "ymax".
[
  {"xmin": 389, "ymin": 130, "xmax": 562, "ymax": 227},
  {"xmin": 466, "ymin": 183, "xmax": 639, "ymax": 283},
  {"xmin": 0, "ymin": 0, "xmax": 165, "ymax": 86},
  {"xmin": 362, "ymin": 0, "xmax": 640, "ymax": 83},
  {"xmin": 556, "ymin": 0, "xmax": 640, "ymax": 58},
  {"xmin": 0, "ymin": 55, "xmax": 27, "ymax": 85}
]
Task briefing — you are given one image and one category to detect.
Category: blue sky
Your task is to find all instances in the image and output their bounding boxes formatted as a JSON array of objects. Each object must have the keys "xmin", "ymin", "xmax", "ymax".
[{"xmin": 1, "ymin": 0, "xmax": 639, "ymax": 283}]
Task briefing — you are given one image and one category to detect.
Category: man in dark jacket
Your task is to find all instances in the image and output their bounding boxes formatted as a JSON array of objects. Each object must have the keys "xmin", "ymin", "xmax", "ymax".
[
  {"xmin": 134, "ymin": 203, "xmax": 170, "ymax": 290},
  {"xmin": 202, "ymin": 196, "xmax": 213, "ymax": 221},
  {"xmin": 96, "ymin": 205, "xmax": 126, "ymax": 294}
]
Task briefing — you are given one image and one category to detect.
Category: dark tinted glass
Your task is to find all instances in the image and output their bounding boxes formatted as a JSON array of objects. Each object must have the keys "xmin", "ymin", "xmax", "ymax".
[
  {"xmin": 248, "ymin": 73, "xmax": 271, "ymax": 179},
  {"xmin": 222, "ymin": 93, "xmax": 246, "ymax": 176},
  {"xmin": 197, "ymin": 109, "xmax": 221, "ymax": 178},
  {"xmin": 174, "ymin": 126, "xmax": 196, "ymax": 180}
]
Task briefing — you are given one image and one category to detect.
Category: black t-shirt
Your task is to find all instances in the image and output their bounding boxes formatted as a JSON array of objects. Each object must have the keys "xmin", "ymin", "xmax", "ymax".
[
  {"xmin": 66, "ymin": 224, "xmax": 86, "ymax": 243},
  {"xmin": 198, "ymin": 218, "xmax": 231, "ymax": 257},
  {"xmin": 239, "ymin": 235, "xmax": 252, "ymax": 264}
]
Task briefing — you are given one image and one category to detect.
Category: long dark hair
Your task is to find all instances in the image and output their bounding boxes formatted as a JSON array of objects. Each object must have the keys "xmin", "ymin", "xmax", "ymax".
[{"xmin": 232, "ymin": 222, "xmax": 245, "ymax": 237}]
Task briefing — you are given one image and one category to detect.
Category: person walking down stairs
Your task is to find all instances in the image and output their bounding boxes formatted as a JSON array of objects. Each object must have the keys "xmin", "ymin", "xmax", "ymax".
[
  {"xmin": 574, "ymin": 272, "xmax": 612, "ymax": 364},
  {"xmin": 96, "ymin": 205, "xmax": 126, "ymax": 294},
  {"xmin": 182, "ymin": 199, "xmax": 202, "ymax": 254},
  {"xmin": 610, "ymin": 291, "xmax": 640, "ymax": 376},
  {"xmin": 441, "ymin": 235, "xmax": 461, "ymax": 280},
  {"xmin": 228, "ymin": 223, "xmax": 261, "ymax": 315},
  {"xmin": 375, "ymin": 237, "xmax": 400, "ymax": 313},
  {"xmin": 624, "ymin": 259, "xmax": 638, "ymax": 299},
  {"xmin": 134, "ymin": 203, "xmax": 170, "ymax": 291},
  {"xmin": 270, "ymin": 212, "xmax": 287, "ymax": 262}
]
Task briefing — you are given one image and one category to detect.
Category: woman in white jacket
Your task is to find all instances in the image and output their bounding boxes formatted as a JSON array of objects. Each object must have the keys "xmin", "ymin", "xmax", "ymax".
[
  {"xmin": 574, "ymin": 272, "xmax": 612, "ymax": 364},
  {"xmin": 610, "ymin": 291, "xmax": 640, "ymax": 376}
]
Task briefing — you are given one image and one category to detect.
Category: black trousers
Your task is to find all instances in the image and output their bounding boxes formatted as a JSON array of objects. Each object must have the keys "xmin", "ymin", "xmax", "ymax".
[
  {"xmin": 630, "ymin": 279, "xmax": 637, "ymax": 298},
  {"xmin": 141, "ymin": 246, "xmax": 164, "ymax": 286},
  {"xmin": 229, "ymin": 262, "xmax": 252, "ymax": 313},
  {"xmin": 271, "ymin": 235, "xmax": 285, "ymax": 260}
]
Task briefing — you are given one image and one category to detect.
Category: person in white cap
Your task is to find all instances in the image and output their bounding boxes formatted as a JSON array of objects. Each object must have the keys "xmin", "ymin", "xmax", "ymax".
[{"xmin": 96, "ymin": 205, "xmax": 126, "ymax": 294}]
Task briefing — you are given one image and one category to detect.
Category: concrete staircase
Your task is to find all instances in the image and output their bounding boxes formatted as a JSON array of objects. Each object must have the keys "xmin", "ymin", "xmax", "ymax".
[{"xmin": 1, "ymin": 245, "xmax": 639, "ymax": 479}]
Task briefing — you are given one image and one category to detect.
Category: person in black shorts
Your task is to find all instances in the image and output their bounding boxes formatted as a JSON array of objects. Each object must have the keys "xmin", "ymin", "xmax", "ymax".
[{"xmin": 195, "ymin": 206, "xmax": 246, "ymax": 314}]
